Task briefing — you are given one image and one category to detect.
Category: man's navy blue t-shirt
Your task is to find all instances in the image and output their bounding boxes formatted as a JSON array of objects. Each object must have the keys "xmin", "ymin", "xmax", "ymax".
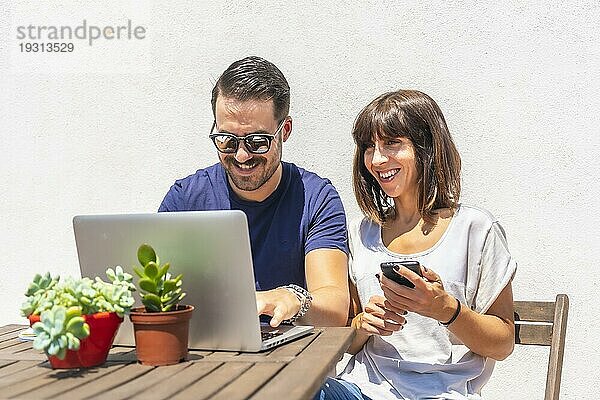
[{"xmin": 158, "ymin": 162, "xmax": 348, "ymax": 291}]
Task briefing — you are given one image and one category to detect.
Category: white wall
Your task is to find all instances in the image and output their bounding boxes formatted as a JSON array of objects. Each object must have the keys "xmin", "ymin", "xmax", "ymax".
[{"xmin": 2, "ymin": 1, "xmax": 599, "ymax": 398}]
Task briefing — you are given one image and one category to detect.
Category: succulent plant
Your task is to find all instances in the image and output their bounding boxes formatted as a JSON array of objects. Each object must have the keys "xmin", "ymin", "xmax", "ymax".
[
  {"xmin": 22, "ymin": 266, "xmax": 136, "ymax": 362},
  {"xmin": 133, "ymin": 244, "xmax": 185, "ymax": 312},
  {"xmin": 21, "ymin": 266, "xmax": 136, "ymax": 318},
  {"xmin": 32, "ymin": 305, "xmax": 90, "ymax": 360},
  {"xmin": 20, "ymin": 272, "xmax": 61, "ymax": 317}
]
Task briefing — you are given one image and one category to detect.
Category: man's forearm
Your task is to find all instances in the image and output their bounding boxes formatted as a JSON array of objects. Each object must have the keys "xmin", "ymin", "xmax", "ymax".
[{"xmin": 300, "ymin": 285, "xmax": 349, "ymax": 326}]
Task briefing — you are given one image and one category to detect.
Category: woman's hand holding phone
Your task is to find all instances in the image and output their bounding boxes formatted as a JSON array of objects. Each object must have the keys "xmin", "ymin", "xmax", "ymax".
[
  {"xmin": 380, "ymin": 261, "xmax": 423, "ymax": 288},
  {"xmin": 379, "ymin": 263, "xmax": 457, "ymax": 323}
]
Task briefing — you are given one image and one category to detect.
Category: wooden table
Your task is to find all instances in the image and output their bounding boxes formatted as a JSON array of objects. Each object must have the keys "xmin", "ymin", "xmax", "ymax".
[{"xmin": 0, "ymin": 324, "xmax": 354, "ymax": 400}]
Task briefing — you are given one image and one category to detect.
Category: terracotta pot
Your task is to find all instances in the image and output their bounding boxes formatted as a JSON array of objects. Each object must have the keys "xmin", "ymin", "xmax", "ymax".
[
  {"xmin": 28, "ymin": 312, "xmax": 123, "ymax": 369},
  {"xmin": 129, "ymin": 305, "xmax": 194, "ymax": 366}
]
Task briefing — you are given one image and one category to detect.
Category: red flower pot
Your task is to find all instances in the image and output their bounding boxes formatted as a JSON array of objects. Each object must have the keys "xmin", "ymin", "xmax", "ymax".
[{"xmin": 29, "ymin": 312, "xmax": 123, "ymax": 369}]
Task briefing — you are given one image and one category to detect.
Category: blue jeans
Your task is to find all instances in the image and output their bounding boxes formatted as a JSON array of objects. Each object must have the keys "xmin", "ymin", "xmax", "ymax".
[{"xmin": 313, "ymin": 377, "xmax": 372, "ymax": 400}]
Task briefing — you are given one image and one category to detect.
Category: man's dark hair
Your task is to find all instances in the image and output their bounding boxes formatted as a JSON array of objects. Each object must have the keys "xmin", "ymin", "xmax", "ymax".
[{"xmin": 211, "ymin": 56, "xmax": 290, "ymax": 121}]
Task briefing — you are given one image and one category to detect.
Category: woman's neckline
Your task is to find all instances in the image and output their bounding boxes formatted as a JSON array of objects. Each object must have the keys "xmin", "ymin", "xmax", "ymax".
[{"xmin": 377, "ymin": 204, "xmax": 461, "ymax": 257}]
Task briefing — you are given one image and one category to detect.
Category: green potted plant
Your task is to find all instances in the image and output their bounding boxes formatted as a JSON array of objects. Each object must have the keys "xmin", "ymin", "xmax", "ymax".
[
  {"xmin": 129, "ymin": 243, "xmax": 194, "ymax": 366},
  {"xmin": 21, "ymin": 267, "xmax": 135, "ymax": 368}
]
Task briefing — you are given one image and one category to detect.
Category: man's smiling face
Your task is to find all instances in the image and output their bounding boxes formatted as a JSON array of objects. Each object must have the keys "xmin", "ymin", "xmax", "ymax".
[{"xmin": 214, "ymin": 96, "xmax": 288, "ymax": 200}]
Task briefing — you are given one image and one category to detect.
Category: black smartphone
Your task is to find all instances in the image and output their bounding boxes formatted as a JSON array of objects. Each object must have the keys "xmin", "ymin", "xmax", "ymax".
[{"xmin": 380, "ymin": 261, "xmax": 423, "ymax": 288}]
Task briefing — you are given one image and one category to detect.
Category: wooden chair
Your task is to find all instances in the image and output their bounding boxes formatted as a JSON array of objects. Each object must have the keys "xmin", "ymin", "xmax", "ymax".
[{"xmin": 513, "ymin": 294, "xmax": 569, "ymax": 400}]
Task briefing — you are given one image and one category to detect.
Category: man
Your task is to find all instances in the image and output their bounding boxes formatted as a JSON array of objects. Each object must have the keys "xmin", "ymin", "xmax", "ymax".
[{"xmin": 159, "ymin": 56, "xmax": 349, "ymax": 327}]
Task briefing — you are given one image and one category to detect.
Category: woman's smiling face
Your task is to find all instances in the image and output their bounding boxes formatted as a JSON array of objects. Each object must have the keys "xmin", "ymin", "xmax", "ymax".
[{"xmin": 363, "ymin": 135, "xmax": 419, "ymax": 200}]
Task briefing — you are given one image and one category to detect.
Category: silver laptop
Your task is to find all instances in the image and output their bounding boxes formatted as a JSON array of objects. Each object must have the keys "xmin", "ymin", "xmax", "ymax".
[{"xmin": 72, "ymin": 210, "xmax": 313, "ymax": 352}]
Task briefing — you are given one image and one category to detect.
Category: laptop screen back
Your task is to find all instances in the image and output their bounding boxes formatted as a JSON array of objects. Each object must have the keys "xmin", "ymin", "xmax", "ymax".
[{"xmin": 73, "ymin": 210, "xmax": 266, "ymax": 351}]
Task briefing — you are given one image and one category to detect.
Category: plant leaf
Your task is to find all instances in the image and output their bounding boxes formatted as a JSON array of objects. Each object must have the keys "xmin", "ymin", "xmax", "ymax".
[
  {"xmin": 48, "ymin": 341, "xmax": 60, "ymax": 357},
  {"xmin": 65, "ymin": 306, "xmax": 82, "ymax": 321},
  {"xmin": 156, "ymin": 263, "xmax": 170, "ymax": 280},
  {"xmin": 133, "ymin": 266, "xmax": 144, "ymax": 279},
  {"xmin": 139, "ymin": 278, "xmax": 157, "ymax": 294},
  {"xmin": 144, "ymin": 262, "xmax": 159, "ymax": 279},
  {"xmin": 142, "ymin": 294, "xmax": 161, "ymax": 312},
  {"xmin": 137, "ymin": 244, "xmax": 156, "ymax": 266},
  {"xmin": 66, "ymin": 332, "xmax": 81, "ymax": 351},
  {"xmin": 105, "ymin": 268, "xmax": 116, "ymax": 282},
  {"xmin": 65, "ymin": 316, "xmax": 85, "ymax": 332},
  {"xmin": 163, "ymin": 279, "xmax": 176, "ymax": 293},
  {"xmin": 56, "ymin": 346, "xmax": 67, "ymax": 360}
]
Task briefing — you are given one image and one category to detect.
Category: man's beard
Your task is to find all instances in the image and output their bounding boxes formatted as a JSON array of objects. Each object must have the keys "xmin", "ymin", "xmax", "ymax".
[{"xmin": 223, "ymin": 156, "xmax": 280, "ymax": 192}]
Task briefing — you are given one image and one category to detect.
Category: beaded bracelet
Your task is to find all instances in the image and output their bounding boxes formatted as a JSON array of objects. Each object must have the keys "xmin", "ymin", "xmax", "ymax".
[
  {"xmin": 281, "ymin": 284, "xmax": 312, "ymax": 323},
  {"xmin": 439, "ymin": 296, "xmax": 461, "ymax": 327}
]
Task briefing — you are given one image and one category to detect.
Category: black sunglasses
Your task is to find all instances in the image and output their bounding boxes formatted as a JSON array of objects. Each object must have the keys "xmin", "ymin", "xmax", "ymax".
[{"xmin": 209, "ymin": 119, "xmax": 286, "ymax": 155}]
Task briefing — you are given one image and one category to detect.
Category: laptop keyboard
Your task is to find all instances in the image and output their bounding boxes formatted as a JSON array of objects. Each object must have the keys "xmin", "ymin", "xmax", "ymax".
[{"xmin": 261, "ymin": 330, "xmax": 284, "ymax": 341}]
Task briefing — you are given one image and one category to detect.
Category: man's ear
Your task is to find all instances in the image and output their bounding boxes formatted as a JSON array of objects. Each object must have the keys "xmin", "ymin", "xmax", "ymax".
[{"xmin": 282, "ymin": 117, "xmax": 292, "ymax": 142}]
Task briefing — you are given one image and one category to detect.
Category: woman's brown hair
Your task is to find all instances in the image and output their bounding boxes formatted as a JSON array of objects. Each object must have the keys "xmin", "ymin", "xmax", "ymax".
[{"xmin": 352, "ymin": 90, "xmax": 461, "ymax": 225}]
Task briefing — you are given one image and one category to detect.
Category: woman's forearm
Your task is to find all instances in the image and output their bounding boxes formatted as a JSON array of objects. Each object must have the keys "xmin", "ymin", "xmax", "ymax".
[
  {"xmin": 446, "ymin": 304, "xmax": 514, "ymax": 360},
  {"xmin": 444, "ymin": 283, "xmax": 515, "ymax": 360}
]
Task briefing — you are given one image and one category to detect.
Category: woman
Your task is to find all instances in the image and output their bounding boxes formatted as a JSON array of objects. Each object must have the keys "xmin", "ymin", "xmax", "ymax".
[{"xmin": 316, "ymin": 90, "xmax": 516, "ymax": 400}]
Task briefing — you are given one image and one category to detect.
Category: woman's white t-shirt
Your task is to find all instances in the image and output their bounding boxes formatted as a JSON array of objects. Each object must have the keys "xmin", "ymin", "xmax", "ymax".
[{"xmin": 338, "ymin": 204, "xmax": 517, "ymax": 400}]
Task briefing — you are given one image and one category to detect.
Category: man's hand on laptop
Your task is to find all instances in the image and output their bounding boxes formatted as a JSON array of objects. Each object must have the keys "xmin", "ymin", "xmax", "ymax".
[{"xmin": 256, "ymin": 288, "xmax": 301, "ymax": 327}]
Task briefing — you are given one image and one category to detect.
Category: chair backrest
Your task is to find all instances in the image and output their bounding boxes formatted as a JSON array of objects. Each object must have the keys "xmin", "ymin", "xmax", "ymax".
[{"xmin": 513, "ymin": 294, "xmax": 569, "ymax": 400}]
